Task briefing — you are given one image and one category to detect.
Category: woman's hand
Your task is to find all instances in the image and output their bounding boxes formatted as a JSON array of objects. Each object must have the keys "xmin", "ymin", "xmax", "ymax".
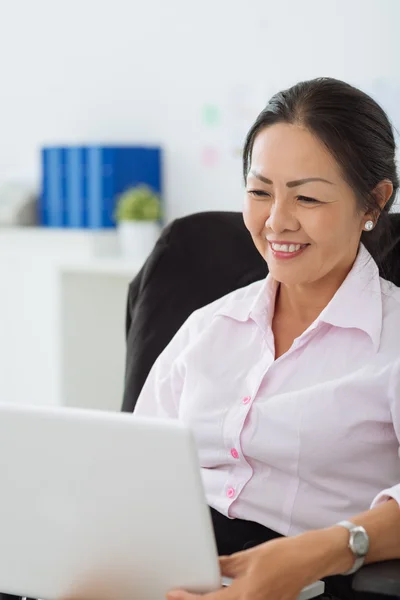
[{"xmin": 167, "ymin": 527, "xmax": 351, "ymax": 600}]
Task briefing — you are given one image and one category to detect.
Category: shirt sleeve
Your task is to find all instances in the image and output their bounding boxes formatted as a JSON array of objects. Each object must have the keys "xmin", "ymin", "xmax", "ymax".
[
  {"xmin": 370, "ymin": 359, "xmax": 400, "ymax": 509},
  {"xmin": 133, "ymin": 313, "xmax": 196, "ymax": 419}
]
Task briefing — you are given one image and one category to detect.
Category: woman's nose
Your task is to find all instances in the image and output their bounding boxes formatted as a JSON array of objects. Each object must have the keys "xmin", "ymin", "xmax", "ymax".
[{"xmin": 265, "ymin": 199, "xmax": 299, "ymax": 233}]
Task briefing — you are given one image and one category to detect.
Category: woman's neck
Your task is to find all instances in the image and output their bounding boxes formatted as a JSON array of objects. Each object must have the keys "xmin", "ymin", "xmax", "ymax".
[{"xmin": 275, "ymin": 265, "xmax": 353, "ymax": 326}]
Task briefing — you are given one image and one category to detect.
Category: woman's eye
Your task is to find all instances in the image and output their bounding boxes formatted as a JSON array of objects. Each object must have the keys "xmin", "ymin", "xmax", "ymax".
[
  {"xmin": 247, "ymin": 190, "xmax": 270, "ymax": 198},
  {"xmin": 297, "ymin": 195, "xmax": 320, "ymax": 204}
]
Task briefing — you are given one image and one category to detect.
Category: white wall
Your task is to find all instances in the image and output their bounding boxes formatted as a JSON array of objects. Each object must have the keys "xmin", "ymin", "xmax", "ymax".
[{"xmin": 0, "ymin": 0, "xmax": 399, "ymax": 221}]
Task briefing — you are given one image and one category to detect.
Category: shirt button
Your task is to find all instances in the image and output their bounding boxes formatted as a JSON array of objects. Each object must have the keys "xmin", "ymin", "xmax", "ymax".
[
  {"xmin": 226, "ymin": 487, "xmax": 235, "ymax": 499},
  {"xmin": 242, "ymin": 396, "xmax": 251, "ymax": 405},
  {"xmin": 230, "ymin": 448, "xmax": 239, "ymax": 459}
]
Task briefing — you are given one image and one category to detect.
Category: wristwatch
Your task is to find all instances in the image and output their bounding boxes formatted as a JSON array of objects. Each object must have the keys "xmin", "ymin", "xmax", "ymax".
[{"xmin": 336, "ymin": 520, "xmax": 370, "ymax": 575}]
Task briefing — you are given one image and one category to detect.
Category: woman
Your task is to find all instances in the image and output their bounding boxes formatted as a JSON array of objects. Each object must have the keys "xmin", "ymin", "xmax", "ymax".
[{"xmin": 135, "ymin": 78, "xmax": 400, "ymax": 600}]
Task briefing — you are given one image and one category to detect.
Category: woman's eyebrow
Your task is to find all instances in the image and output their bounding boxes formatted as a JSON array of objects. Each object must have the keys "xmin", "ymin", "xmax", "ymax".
[{"xmin": 249, "ymin": 170, "xmax": 334, "ymax": 187}]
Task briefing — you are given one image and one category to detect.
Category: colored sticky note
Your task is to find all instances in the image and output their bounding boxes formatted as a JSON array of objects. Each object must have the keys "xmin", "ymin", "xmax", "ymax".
[
  {"xmin": 202, "ymin": 104, "xmax": 221, "ymax": 126},
  {"xmin": 201, "ymin": 146, "xmax": 220, "ymax": 167}
]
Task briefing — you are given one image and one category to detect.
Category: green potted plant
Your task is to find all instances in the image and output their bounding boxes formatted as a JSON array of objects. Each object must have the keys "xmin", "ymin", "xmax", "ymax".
[{"xmin": 114, "ymin": 184, "xmax": 162, "ymax": 260}]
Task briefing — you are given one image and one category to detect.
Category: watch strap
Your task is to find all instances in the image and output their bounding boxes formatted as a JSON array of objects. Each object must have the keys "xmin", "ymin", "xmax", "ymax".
[{"xmin": 336, "ymin": 520, "xmax": 368, "ymax": 576}]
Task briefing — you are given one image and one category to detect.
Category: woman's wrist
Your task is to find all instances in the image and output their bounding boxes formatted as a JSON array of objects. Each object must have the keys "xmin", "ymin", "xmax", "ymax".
[{"xmin": 297, "ymin": 526, "xmax": 355, "ymax": 581}]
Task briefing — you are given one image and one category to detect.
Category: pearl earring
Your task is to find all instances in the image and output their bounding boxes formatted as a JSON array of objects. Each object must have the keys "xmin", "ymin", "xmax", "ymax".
[{"xmin": 364, "ymin": 220, "xmax": 374, "ymax": 231}]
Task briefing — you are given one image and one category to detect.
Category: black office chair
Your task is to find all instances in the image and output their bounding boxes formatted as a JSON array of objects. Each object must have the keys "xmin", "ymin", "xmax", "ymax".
[{"xmin": 123, "ymin": 210, "xmax": 400, "ymax": 598}]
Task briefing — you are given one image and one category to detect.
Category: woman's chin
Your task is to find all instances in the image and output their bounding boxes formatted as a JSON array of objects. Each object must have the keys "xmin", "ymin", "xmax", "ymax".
[
  {"xmin": 267, "ymin": 269, "xmax": 310, "ymax": 286},
  {"xmin": 265, "ymin": 257, "xmax": 312, "ymax": 285}
]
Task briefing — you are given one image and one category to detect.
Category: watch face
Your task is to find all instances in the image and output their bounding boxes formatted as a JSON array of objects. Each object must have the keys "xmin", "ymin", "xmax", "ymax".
[{"xmin": 353, "ymin": 530, "xmax": 369, "ymax": 556}]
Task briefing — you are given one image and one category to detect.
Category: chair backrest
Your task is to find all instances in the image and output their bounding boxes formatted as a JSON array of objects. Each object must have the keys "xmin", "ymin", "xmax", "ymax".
[{"xmin": 122, "ymin": 210, "xmax": 400, "ymax": 413}]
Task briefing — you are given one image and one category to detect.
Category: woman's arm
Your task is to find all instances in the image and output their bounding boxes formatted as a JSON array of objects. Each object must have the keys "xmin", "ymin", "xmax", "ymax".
[
  {"xmin": 133, "ymin": 313, "xmax": 195, "ymax": 418},
  {"xmin": 323, "ymin": 498, "xmax": 400, "ymax": 575},
  {"xmin": 167, "ymin": 499, "xmax": 400, "ymax": 600}
]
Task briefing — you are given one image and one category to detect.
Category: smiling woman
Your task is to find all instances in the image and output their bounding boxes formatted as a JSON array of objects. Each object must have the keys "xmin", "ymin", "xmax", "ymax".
[
  {"xmin": 243, "ymin": 78, "xmax": 398, "ymax": 276},
  {"xmin": 135, "ymin": 78, "xmax": 400, "ymax": 600}
]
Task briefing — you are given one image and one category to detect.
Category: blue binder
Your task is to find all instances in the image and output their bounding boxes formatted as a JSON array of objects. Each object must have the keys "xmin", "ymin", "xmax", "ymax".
[
  {"xmin": 39, "ymin": 148, "xmax": 50, "ymax": 226},
  {"xmin": 40, "ymin": 147, "xmax": 67, "ymax": 227},
  {"xmin": 65, "ymin": 146, "xmax": 87, "ymax": 228},
  {"xmin": 86, "ymin": 146, "xmax": 162, "ymax": 229}
]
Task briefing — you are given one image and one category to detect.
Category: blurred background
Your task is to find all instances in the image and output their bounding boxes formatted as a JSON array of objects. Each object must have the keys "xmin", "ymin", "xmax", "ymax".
[{"xmin": 0, "ymin": 0, "xmax": 399, "ymax": 412}]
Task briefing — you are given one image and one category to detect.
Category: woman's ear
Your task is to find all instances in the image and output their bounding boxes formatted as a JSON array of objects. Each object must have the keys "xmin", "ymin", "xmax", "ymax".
[
  {"xmin": 372, "ymin": 179, "xmax": 394, "ymax": 210},
  {"xmin": 364, "ymin": 179, "xmax": 394, "ymax": 224}
]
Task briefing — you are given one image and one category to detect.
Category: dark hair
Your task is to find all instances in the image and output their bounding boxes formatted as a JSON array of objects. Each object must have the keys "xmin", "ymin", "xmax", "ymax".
[{"xmin": 243, "ymin": 77, "xmax": 399, "ymax": 267}]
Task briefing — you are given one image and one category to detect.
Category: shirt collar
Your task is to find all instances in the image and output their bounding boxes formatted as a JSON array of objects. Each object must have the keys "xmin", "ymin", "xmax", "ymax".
[
  {"xmin": 215, "ymin": 244, "xmax": 383, "ymax": 352},
  {"xmin": 318, "ymin": 244, "xmax": 382, "ymax": 351}
]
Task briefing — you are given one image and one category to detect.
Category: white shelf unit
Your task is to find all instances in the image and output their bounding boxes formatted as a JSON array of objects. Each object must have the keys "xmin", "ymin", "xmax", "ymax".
[
  {"xmin": 59, "ymin": 264, "xmax": 139, "ymax": 412},
  {"xmin": 0, "ymin": 227, "xmax": 140, "ymax": 410}
]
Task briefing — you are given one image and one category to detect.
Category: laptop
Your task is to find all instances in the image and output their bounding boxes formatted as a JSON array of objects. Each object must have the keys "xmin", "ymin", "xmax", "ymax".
[{"xmin": 0, "ymin": 404, "xmax": 324, "ymax": 599}]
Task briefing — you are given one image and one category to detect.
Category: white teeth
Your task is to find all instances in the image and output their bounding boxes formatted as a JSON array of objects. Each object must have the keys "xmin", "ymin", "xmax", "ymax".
[{"xmin": 271, "ymin": 243, "xmax": 302, "ymax": 253}]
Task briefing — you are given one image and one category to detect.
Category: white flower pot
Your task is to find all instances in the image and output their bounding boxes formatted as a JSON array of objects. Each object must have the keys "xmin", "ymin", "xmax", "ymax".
[{"xmin": 118, "ymin": 221, "xmax": 160, "ymax": 262}]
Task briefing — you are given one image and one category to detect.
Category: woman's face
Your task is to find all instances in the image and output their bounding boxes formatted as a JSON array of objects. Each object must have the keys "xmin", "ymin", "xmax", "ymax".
[{"xmin": 243, "ymin": 123, "xmax": 367, "ymax": 287}]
